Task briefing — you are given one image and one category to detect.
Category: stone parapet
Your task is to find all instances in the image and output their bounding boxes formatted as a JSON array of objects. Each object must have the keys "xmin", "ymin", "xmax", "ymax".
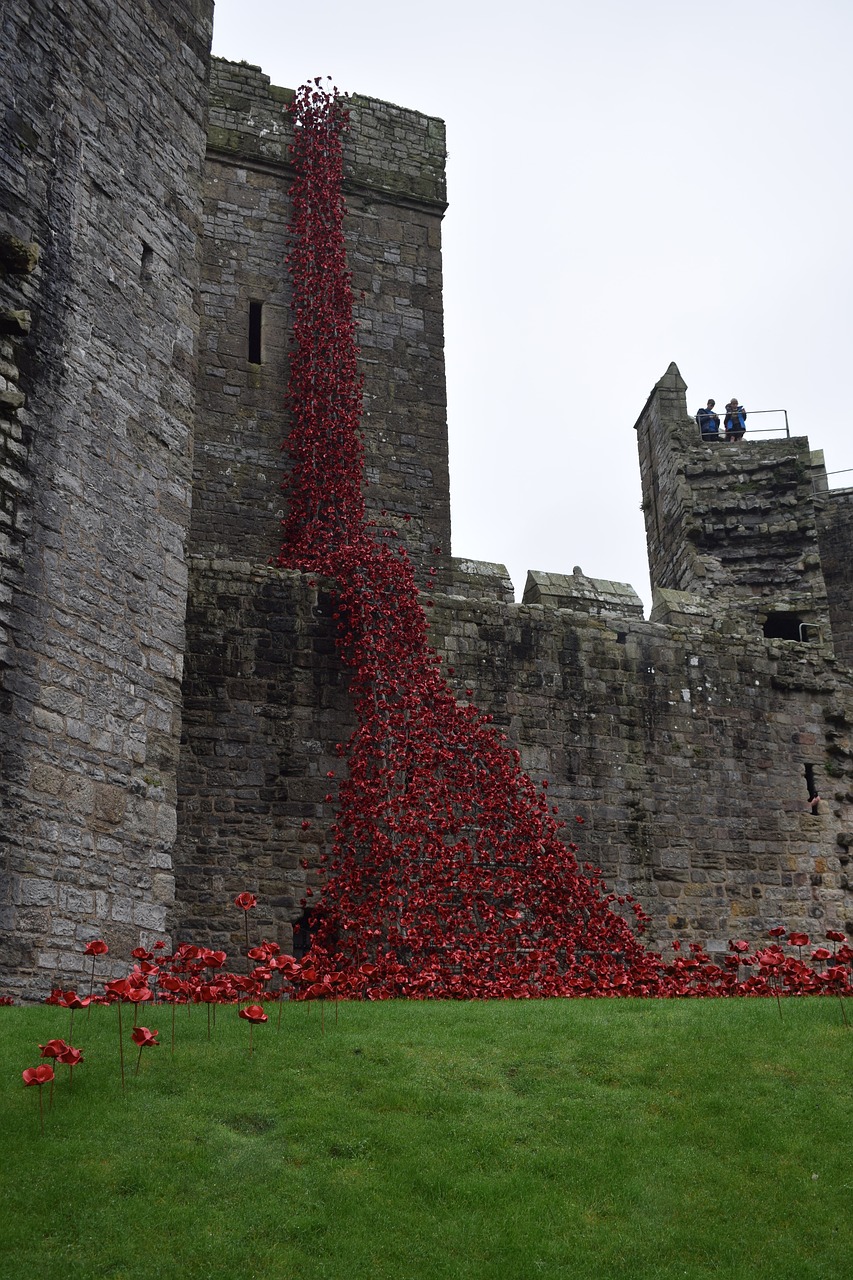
[{"xmin": 523, "ymin": 568, "xmax": 644, "ymax": 618}]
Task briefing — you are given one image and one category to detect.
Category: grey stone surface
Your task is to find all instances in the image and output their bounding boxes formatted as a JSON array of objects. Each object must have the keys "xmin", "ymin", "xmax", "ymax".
[
  {"xmin": 0, "ymin": 0, "xmax": 215, "ymax": 996},
  {"xmin": 523, "ymin": 568, "xmax": 644, "ymax": 617}
]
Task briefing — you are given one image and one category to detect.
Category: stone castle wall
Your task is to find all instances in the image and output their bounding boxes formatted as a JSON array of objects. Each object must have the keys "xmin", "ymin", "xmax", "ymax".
[
  {"xmin": 3, "ymin": 25, "xmax": 853, "ymax": 994},
  {"xmin": 816, "ymin": 487, "xmax": 853, "ymax": 668},
  {"xmin": 174, "ymin": 546, "xmax": 851, "ymax": 961},
  {"xmin": 174, "ymin": 324, "xmax": 853, "ymax": 964},
  {"xmin": 0, "ymin": 0, "xmax": 214, "ymax": 995}
]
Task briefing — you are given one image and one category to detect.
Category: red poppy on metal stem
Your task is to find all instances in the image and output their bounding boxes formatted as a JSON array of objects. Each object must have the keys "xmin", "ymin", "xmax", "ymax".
[
  {"xmin": 61, "ymin": 990, "xmax": 90, "ymax": 1040},
  {"xmin": 239, "ymin": 1003, "xmax": 268, "ymax": 1054},
  {"xmin": 39, "ymin": 1038, "xmax": 69, "ymax": 1060},
  {"xmin": 125, "ymin": 984, "xmax": 152, "ymax": 1027},
  {"xmin": 22, "ymin": 1064, "xmax": 54, "ymax": 1134},
  {"xmin": 131, "ymin": 1026, "xmax": 159, "ymax": 1076},
  {"xmin": 56, "ymin": 1044, "xmax": 84, "ymax": 1088},
  {"xmin": 788, "ymin": 932, "xmax": 809, "ymax": 962},
  {"xmin": 84, "ymin": 939, "xmax": 108, "ymax": 1007},
  {"xmin": 105, "ymin": 979, "xmax": 131, "ymax": 1090},
  {"xmin": 235, "ymin": 893, "xmax": 258, "ymax": 973}
]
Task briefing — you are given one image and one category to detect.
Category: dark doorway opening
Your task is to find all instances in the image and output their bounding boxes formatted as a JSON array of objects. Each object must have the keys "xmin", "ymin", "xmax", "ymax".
[{"xmin": 292, "ymin": 908, "xmax": 314, "ymax": 960}]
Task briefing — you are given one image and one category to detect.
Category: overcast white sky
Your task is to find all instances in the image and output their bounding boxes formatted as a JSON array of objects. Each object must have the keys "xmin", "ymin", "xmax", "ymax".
[{"xmin": 211, "ymin": 0, "xmax": 853, "ymax": 611}]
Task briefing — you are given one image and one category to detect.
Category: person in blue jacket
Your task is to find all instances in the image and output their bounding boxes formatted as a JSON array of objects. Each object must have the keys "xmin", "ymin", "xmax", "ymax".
[
  {"xmin": 724, "ymin": 399, "xmax": 747, "ymax": 441},
  {"xmin": 696, "ymin": 399, "xmax": 720, "ymax": 440}
]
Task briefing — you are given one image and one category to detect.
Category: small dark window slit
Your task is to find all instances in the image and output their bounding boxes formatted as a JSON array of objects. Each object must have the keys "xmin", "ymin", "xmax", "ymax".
[
  {"xmin": 805, "ymin": 763, "xmax": 820, "ymax": 815},
  {"xmin": 140, "ymin": 242, "xmax": 153, "ymax": 282},
  {"xmin": 248, "ymin": 300, "xmax": 263, "ymax": 364}
]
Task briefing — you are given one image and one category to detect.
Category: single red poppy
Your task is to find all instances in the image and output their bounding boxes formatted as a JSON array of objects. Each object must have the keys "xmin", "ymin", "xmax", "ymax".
[
  {"xmin": 23, "ymin": 1064, "xmax": 54, "ymax": 1132},
  {"xmin": 56, "ymin": 1045, "xmax": 84, "ymax": 1088},
  {"xmin": 234, "ymin": 892, "xmax": 257, "ymax": 910},
  {"xmin": 62, "ymin": 991, "xmax": 90, "ymax": 1010},
  {"xmin": 84, "ymin": 939, "xmax": 108, "ymax": 956},
  {"xmin": 23, "ymin": 1064, "xmax": 55, "ymax": 1086},
  {"xmin": 39, "ymin": 1039, "xmax": 69, "ymax": 1059},
  {"xmin": 104, "ymin": 978, "xmax": 131, "ymax": 1000},
  {"xmin": 239, "ymin": 1004, "xmax": 268, "ymax": 1023},
  {"xmin": 131, "ymin": 1026, "xmax": 159, "ymax": 1047},
  {"xmin": 131, "ymin": 1026, "xmax": 159, "ymax": 1076},
  {"xmin": 239, "ymin": 1003, "xmax": 267, "ymax": 1054}
]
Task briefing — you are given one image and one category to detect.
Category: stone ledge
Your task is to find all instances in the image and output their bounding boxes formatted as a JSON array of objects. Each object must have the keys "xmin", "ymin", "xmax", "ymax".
[{"xmin": 522, "ymin": 568, "xmax": 644, "ymax": 619}]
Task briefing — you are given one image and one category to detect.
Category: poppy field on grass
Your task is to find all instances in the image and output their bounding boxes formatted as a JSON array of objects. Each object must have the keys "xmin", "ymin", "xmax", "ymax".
[{"xmin": 2, "ymin": 996, "xmax": 851, "ymax": 1280}]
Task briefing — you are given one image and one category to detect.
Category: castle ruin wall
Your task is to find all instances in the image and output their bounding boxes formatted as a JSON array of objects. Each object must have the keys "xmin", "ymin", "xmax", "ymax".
[
  {"xmin": 816, "ymin": 487, "xmax": 853, "ymax": 668},
  {"xmin": 636, "ymin": 364, "xmax": 832, "ymax": 641},
  {"xmin": 174, "ymin": 560, "xmax": 851, "ymax": 960},
  {"xmin": 0, "ymin": 0, "xmax": 214, "ymax": 996}
]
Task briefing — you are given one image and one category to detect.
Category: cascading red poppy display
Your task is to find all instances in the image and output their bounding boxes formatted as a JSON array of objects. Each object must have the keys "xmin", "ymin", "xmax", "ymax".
[
  {"xmin": 273, "ymin": 82, "xmax": 847, "ymax": 1000},
  {"xmin": 275, "ymin": 79, "xmax": 667, "ymax": 998}
]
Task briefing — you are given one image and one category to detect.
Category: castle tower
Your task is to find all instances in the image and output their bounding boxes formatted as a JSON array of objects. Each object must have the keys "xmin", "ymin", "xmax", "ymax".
[
  {"xmin": 190, "ymin": 60, "xmax": 451, "ymax": 573},
  {"xmin": 635, "ymin": 363, "xmax": 832, "ymax": 646},
  {"xmin": 0, "ymin": 0, "xmax": 214, "ymax": 996}
]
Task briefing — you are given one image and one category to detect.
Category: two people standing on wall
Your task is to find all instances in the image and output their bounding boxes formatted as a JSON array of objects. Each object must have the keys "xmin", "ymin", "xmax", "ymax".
[{"xmin": 696, "ymin": 397, "xmax": 747, "ymax": 442}]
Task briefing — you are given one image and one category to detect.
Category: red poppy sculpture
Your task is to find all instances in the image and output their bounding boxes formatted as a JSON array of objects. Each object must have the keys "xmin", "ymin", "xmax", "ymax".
[
  {"xmin": 235, "ymin": 892, "xmax": 258, "ymax": 968},
  {"xmin": 131, "ymin": 1026, "xmax": 159, "ymax": 1076},
  {"xmin": 22, "ymin": 1064, "xmax": 54, "ymax": 1133},
  {"xmin": 84, "ymin": 938, "xmax": 109, "ymax": 1003},
  {"xmin": 238, "ymin": 1003, "xmax": 268, "ymax": 1055},
  {"xmin": 275, "ymin": 80, "xmax": 660, "ymax": 1000}
]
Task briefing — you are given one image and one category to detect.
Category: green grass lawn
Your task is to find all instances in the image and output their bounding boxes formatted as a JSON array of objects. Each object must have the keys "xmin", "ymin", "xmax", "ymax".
[{"xmin": 0, "ymin": 997, "xmax": 850, "ymax": 1280}]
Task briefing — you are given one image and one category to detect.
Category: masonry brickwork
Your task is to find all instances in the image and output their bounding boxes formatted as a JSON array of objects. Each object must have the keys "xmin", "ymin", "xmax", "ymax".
[
  {"xmin": 3, "ymin": 24, "xmax": 853, "ymax": 995},
  {"xmin": 0, "ymin": 0, "xmax": 215, "ymax": 995},
  {"xmin": 191, "ymin": 60, "xmax": 451, "ymax": 577}
]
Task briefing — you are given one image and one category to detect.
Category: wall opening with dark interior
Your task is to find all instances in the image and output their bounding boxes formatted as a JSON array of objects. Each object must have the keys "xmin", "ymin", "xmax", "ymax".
[
  {"xmin": 805, "ymin": 763, "xmax": 820, "ymax": 815},
  {"xmin": 248, "ymin": 300, "xmax": 263, "ymax": 364},
  {"xmin": 763, "ymin": 612, "xmax": 808, "ymax": 641},
  {"xmin": 292, "ymin": 908, "xmax": 314, "ymax": 960},
  {"xmin": 140, "ymin": 242, "xmax": 153, "ymax": 283}
]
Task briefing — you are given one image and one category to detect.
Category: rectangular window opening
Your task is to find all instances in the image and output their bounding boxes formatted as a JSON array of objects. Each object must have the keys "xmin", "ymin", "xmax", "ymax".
[
  {"xmin": 804, "ymin": 763, "xmax": 820, "ymax": 815},
  {"xmin": 248, "ymin": 300, "xmax": 263, "ymax": 364}
]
